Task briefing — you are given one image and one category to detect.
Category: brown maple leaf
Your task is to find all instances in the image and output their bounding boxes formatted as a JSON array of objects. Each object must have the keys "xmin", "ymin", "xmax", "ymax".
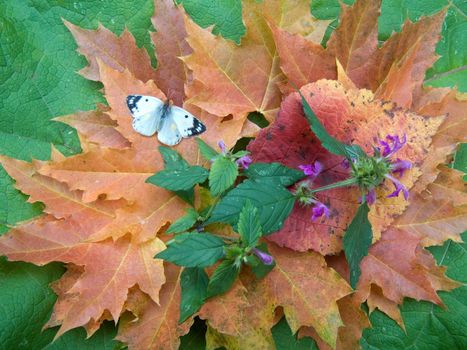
[{"xmin": 117, "ymin": 263, "xmax": 192, "ymax": 350}]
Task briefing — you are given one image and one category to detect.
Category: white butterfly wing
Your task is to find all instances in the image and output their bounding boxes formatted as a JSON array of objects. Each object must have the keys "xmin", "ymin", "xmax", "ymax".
[
  {"xmin": 126, "ymin": 95, "xmax": 164, "ymax": 136},
  {"xmin": 157, "ymin": 114, "xmax": 182, "ymax": 146},
  {"xmin": 170, "ymin": 106, "xmax": 206, "ymax": 138}
]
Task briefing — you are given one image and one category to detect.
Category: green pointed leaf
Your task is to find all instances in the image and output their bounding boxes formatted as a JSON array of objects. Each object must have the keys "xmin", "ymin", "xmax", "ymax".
[
  {"xmin": 179, "ymin": 267, "xmax": 208, "ymax": 323},
  {"xmin": 155, "ymin": 232, "xmax": 225, "ymax": 268},
  {"xmin": 209, "ymin": 157, "xmax": 238, "ymax": 196},
  {"xmin": 299, "ymin": 91, "xmax": 366, "ymax": 160},
  {"xmin": 154, "ymin": 146, "xmax": 199, "ymax": 204},
  {"xmin": 343, "ymin": 202, "xmax": 373, "ymax": 289},
  {"xmin": 237, "ymin": 200, "xmax": 262, "ymax": 247},
  {"xmin": 159, "ymin": 146, "xmax": 190, "ymax": 169},
  {"xmin": 207, "ymin": 179, "xmax": 295, "ymax": 234},
  {"xmin": 272, "ymin": 317, "xmax": 319, "ymax": 350},
  {"xmin": 179, "ymin": 317, "xmax": 207, "ymax": 350},
  {"xmin": 245, "ymin": 162, "xmax": 305, "ymax": 186},
  {"xmin": 195, "ymin": 137, "xmax": 219, "ymax": 161},
  {"xmin": 166, "ymin": 208, "xmax": 199, "ymax": 234},
  {"xmin": 206, "ymin": 260, "xmax": 240, "ymax": 298},
  {"xmin": 146, "ymin": 166, "xmax": 208, "ymax": 191}
]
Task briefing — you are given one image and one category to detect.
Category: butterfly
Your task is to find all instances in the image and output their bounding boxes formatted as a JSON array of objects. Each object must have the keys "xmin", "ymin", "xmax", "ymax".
[{"xmin": 126, "ymin": 95, "xmax": 206, "ymax": 146}]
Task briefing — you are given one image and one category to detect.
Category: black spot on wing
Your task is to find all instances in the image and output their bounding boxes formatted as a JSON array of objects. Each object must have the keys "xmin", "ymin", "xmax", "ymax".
[
  {"xmin": 126, "ymin": 95, "xmax": 142, "ymax": 113},
  {"xmin": 186, "ymin": 118, "xmax": 206, "ymax": 136}
]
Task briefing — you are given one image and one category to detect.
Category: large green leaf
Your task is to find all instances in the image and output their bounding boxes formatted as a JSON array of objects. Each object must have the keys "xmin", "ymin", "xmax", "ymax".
[
  {"xmin": 361, "ymin": 232, "xmax": 467, "ymax": 350},
  {"xmin": 0, "ymin": 0, "xmax": 155, "ymax": 162},
  {"xmin": 0, "ymin": 259, "xmax": 63, "ymax": 349},
  {"xmin": 207, "ymin": 179, "xmax": 295, "ymax": 234},
  {"xmin": 0, "ymin": 167, "xmax": 43, "ymax": 234},
  {"xmin": 44, "ymin": 322, "xmax": 120, "ymax": 350},
  {"xmin": 177, "ymin": 0, "xmax": 245, "ymax": 43}
]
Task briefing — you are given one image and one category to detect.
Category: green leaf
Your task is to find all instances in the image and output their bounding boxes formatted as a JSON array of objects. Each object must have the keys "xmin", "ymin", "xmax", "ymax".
[
  {"xmin": 272, "ymin": 317, "xmax": 318, "ymax": 350},
  {"xmin": 155, "ymin": 232, "xmax": 225, "ymax": 268},
  {"xmin": 0, "ymin": 0, "xmax": 156, "ymax": 162},
  {"xmin": 343, "ymin": 202, "xmax": 373, "ymax": 289},
  {"xmin": 207, "ymin": 179, "xmax": 295, "ymax": 234},
  {"xmin": 453, "ymin": 143, "xmax": 467, "ymax": 175},
  {"xmin": 248, "ymin": 243, "xmax": 275, "ymax": 279},
  {"xmin": 245, "ymin": 162, "xmax": 305, "ymax": 186},
  {"xmin": 177, "ymin": 0, "xmax": 246, "ymax": 44},
  {"xmin": 0, "ymin": 259, "xmax": 64, "ymax": 349},
  {"xmin": 196, "ymin": 137, "xmax": 219, "ymax": 161},
  {"xmin": 207, "ymin": 260, "xmax": 240, "ymax": 298},
  {"xmin": 146, "ymin": 166, "xmax": 208, "ymax": 191},
  {"xmin": 209, "ymin": 157, "xmax": 238, "ymax": 196},
  {"xmin": 44, "ymin": 321, "xmax": 120, "ymax": 350},
  {"xmin": 361, "ymin": 232, "xmax": 467, "ymax": 350},
  {"xmin": 179, "ymin": 317, "xmax": 207, "ymax": 350},
  {"xmin": 311, "ymin": 0, "xmax": 354, "ymax": 20},
  {"xmin": 151, "ymin": 146, "xmax": 204, "ymax": 204},
  {"xmin": 298, "ymin": 91, "xmax": 366, "ymax": 159},
  {"xmin": 0, "ymin": 167, "xmax": 44, "ymax": 234},
  {"xmin": 167, "ymin": 208, "xmax": 199, "ymax": 234},
  {"xmin": 159, "ymin": 146, "xmax": 190, "ymax": 170},
  {"xmin": 237, "ymin": 200, "xmax": 262, "ymax": 247},
  {"xmin": 179, "ymin": 268, "xmax": 209, "ymax": 323}
]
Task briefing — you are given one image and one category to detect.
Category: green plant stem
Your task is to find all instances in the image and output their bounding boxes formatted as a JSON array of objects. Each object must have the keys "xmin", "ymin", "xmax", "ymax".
[
  {"xmin": 309, "ymin": 177, "xmax": 358, "ymax": 193},
  {"xmin": 201, "ymin": 195, "xmax": 222, "ymax": 221},
  {"xmin": 214, "ymin": 234, "xmax": 238, "ymax": 242}
]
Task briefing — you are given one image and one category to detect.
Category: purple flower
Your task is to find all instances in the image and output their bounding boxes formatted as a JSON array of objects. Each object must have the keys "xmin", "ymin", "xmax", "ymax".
[
  {"xmin": 390, "ymin": 158, "xmax": 412, "ymax": 177},
  {"xmin": 299, "ymin": 161, "xmax": 323, "ymax": 179},
  {"xmin": 366, "ymin": 188, "xmax": 376, "ymax": 205},
  {"xmin": 385, "ymin": 174, "xmax": 409, "ymax": 200},
  {"xmin": 218, "ymin": 140, "xmax": 227, "ymax": 154},
  {"xmin": 311, "ymin": 201, "xmax": 330, "ymax": 221},
  {"xmin": 252, "ymin": 248, "xmax": 274, "ymax": 265},
  {"xmin": 236, "ymin": 155, "xmax": 252, "ymax": 169},
  {"xmin": 379, "ymin": 134, "xmax": 407, "ymax": 157}
]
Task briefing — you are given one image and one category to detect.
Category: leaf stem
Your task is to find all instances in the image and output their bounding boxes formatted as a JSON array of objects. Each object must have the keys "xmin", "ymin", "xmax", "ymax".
[
  {"xmin": 309, "ymin": 177, "xmax": 358, "ymax": 193},
  {"xmin": 201, "ymin": 194, "xmax": 222, "ymax": 221}
]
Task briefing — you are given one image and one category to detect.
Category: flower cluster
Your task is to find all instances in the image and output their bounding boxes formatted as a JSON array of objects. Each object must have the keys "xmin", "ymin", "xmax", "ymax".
[
  {"xmin": 218, "ymin": 140, "xmax": 252, "ymax": 169},
  {"xmin": 295, "ymin": 161, "xmax": 330, "ymax": 221},
  {"xmin": 297, "ymin": 134, "xmax": 412, "ymax": 220}
]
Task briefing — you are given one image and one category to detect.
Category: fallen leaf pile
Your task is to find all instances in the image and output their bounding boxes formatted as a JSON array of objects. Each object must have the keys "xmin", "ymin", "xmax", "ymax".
[{"xmin": 0, "ymin": 0, "xmax": 465, "ymax": 349}]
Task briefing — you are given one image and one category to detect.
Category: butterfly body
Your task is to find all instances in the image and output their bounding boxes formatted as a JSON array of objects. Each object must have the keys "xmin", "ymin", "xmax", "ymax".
[{"xmin": 126, "ymin": 95, "xmax": 206, "ymax": 146}]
